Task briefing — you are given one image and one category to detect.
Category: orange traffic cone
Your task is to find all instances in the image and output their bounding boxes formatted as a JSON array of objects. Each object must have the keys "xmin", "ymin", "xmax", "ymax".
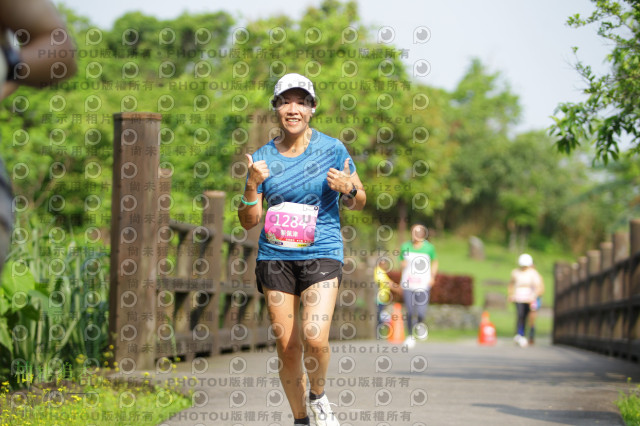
[
  {"xmin": 388, "ymin": 303, "xmax": 405, "ymax": 344},
  {"xmin": 478, "ymin": 311, "xmax": 497, "ymax": 345}
]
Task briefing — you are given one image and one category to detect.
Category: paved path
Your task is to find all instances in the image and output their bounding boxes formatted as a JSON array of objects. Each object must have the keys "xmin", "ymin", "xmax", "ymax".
[{"xmin": 158, "ymin": 337, "xmax": 640, "ymax": 426}]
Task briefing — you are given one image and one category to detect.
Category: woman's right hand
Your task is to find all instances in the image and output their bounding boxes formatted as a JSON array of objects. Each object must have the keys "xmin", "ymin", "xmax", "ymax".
[{"xmin": 245, "ymin": 154, "xmax": 269, "ymax": 187}]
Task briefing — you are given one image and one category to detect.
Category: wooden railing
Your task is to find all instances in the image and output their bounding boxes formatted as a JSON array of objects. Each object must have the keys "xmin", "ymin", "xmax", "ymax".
[
  {"xmin": 108, "ymin": 112, "xmax": 377, "ymax": 372},
  {"xmin": 554, "ymin": 218, "xmax": 640, "ymax": 360}
]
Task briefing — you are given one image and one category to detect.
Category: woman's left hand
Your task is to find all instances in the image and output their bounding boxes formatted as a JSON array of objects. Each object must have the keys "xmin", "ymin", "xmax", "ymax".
[{"xmin": 327, "ymin": 158, "xmax": 353, "ymax": 194}]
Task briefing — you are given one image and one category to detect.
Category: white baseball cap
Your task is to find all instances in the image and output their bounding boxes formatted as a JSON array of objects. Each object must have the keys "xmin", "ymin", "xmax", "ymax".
[
  {"xmin": 518, "ymin": 253, "xmax": 533, "ymax": 267},
  {"xmin": 273, "ymin": 73, "xmax": 316, "ymax": 102}
]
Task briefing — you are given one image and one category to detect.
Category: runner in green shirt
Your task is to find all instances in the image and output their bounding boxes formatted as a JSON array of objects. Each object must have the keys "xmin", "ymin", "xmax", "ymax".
[{"xmin": 399, "ymin": 224, "xmax": 438, "ymax": 348}]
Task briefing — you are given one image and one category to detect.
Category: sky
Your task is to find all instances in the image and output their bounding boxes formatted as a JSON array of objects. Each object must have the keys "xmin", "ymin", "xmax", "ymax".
[{"xmin": 58, "ymin": 0, "xmax": 610, "ymax": 133}]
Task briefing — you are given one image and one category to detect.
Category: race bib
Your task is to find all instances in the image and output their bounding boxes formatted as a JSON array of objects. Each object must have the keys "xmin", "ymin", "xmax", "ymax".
[
  {"xmin": 400, "ymin": 254, "xmax": 432, "ymax": 290},
  {"xmin": 264, "ymin": 202, "xmax": 318, "ymax": 248}
]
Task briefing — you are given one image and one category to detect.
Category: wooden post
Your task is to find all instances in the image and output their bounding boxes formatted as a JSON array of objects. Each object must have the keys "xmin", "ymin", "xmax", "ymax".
[
  {"xmin": 553, "ymin": 261, "xmax": 569, "ymax": 344},
  {"xmin": 156, "ymin": 168, "xmax": 174, "ymax": 355},
  {"xmin": 554, "ymin": 262, "xmax": 570, "ymax": 312},
  {"xmin": 631, "ymin": 219, "xmax": 640, "ymax": 297},
  {"xmin": 570, "ymin": 262, "xmax": 579, "ymax": 321},
  {"xmin": 578, "ymin": 256, "xmax": 588, "ymax": 281},
  {"xmin": 577, "ymin": 256, "xmax": 588, "ymax": 309},
  {"xmin": 567, "ymin": 262, "xmax": 580, "ymax": 337},
  {"xmin": 613, "ymin": 228, "xmax": 630, "ymax": 347},
  {"xmin": 587, "ymin": 250, "xmax": 601, "ymax": 306},
  {"xmin": 363, "ymin": 259, "xmax": 377, "ymax": 340},
  {"xmin": 109, "ymin": 112, "xmax": 162, "ymax": 372},
  {"xmin": 571, "ymin": 262, "xmax": 580, "ymax": 284},
  {"xmin": 586, "ymin": 250, "xmax": 601, "ymax": 336},
  {"xmin": 201, "ymin": 190, "xmax": 225, "ymax": 355},
  {"xmin": 630, "ymin": 218, "xmax": 640, "ymax": 355},
  {"xmin": 173, "ymin": 228, "xmax": 196, "ymax": 360},
  {"xmin": 613, "ymin": 232, "xmax": 629, "ymax": 300},
  {"xmin": 600, "ymin": 242, "xmax": 613, "ymax": 303},
  {"xmin": 243, "ymin": 224, "xmax": 262, "ymax": 348},
  {"xmin": 561, "ymin": 262, "xmax": 572, "ymax": 296},
  {"xmin": 613, "ymin": 232, "xmax": 630, "ymax": 261},
  {"xmin": 587, "ymin": 250, "xmax": 601, "ymax": 276},
  {"xmin": 220, "ymin": 240, "xmax": 240, "ymax": 351},
  {"xmin": 601, "ymin": 242, "xmax": 613, "ymax": 270}
]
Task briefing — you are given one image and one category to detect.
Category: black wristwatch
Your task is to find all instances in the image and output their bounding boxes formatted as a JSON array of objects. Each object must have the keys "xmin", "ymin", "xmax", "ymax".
[{"xmin": 344, "ymin": 184, "xmax": 358, "ymax": 200}]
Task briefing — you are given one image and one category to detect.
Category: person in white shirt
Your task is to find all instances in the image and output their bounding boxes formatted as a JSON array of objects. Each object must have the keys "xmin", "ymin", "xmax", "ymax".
[
  {"xmin": 507, "ymin": 253, "xmax": 544, "ymax": 347},
  {"xmin": 399, "ymin": 224, "xmax": 438, "ymax": 348}
]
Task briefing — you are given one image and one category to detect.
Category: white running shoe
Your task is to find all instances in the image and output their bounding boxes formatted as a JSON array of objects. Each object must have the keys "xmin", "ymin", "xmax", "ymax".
[
  {"xmin": 513, "ymin": 334, "xmax": 528, "ymax": 347},
  {"xmin": 404, "ymin": 336, "xmax": 416, "ymax": 349},
  {"xmin": 308, "ymin": 394, "xmax": 340, "ymax": 426}
]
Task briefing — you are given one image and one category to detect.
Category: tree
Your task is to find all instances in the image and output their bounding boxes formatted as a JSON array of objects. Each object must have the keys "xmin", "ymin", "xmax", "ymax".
[
  {"xmin": 1, "ymin": 1, "xmax": 457, "ymax": 246},
  {"xmin": 223, "ymin": 0, "xmax": 456, "ymax": 244},
  {"xmin": 551, "ymin": 0, "xmax": 640, "ymax": 163},
  {"xmin": 441, "ymin": 59, "xmax": 521, "ymax": 231}
]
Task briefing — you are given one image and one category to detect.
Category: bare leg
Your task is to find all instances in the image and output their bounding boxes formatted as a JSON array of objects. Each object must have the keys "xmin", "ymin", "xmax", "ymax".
[
  {"xmin": 301, "ymin": 277, "xmax": 340, "ymax": 395},
  {"xmin": 528, "ymin": 309, "xmax": 537, "ymax": 343},
  {"xmin": 263, "ymin": 288, "xmax": 307, "ymax": 419}
]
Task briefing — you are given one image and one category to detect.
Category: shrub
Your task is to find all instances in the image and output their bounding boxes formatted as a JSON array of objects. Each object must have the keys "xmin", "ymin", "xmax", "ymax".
[
  {"xmin": 430, "ymin": 273, "xmax": 474, "ymax": 306},
  {"xmin": 385, "ymin": 271, "xmax": 474, "ymax": 306},
  {"xmin": 0, "ymin": 222, "xmax": 110, "ymax": 388}
]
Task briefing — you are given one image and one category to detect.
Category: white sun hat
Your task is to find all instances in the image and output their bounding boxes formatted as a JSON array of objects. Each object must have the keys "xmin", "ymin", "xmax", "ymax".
[
  {"xmin": 273, "ymin": 73, "xmax": 316, "ymax": 102},
  {"xmin": 518, "ymin": 253, "xmax": 534, "ymax": 267}
]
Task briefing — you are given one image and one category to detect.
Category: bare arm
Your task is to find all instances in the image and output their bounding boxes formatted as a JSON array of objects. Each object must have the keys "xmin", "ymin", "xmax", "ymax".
[
  {"xmin": 430, "ymin": 259, "xmax": 439, "ymax": 280},
  {"xmin": 507, "ymin": 272, "xmax": 515, "ymax": 302},
  {"xmin": 0, "ymin": 0, "xmax": 77, "ymax": 94},
  {"xmin": 536, "ymin": 271, "xmax": 545, "ymax": 297},
  {"xmin": 327, "ymin": 158, "xmax": 366, "ymax": 211},
  {"xmin": 340, "ymin": 171, "xmax": 366, "ymax": 211},
  {"xmin": 375, "ymin": 266, "xmax": 395, "ymax": 288},
  {"xmin": 238, "ymin": 154, "xmax": 268, "ymax": 230},
  {"xmin": 0, "ymin": 81, "xmax": 17, "ymax": 99},
  {"xmin": 238, "ymin": 190, "xmax": 263, "ymax": 230}
]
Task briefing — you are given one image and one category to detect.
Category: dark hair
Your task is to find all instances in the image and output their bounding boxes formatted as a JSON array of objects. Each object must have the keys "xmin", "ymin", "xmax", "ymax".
[
  {"xmin": 271, "ymin": 90, "xmax": 316, "ymax": 109},
  {"xmin": 411, "ymin": 224, "xmax": 428, "ymax": 240}
]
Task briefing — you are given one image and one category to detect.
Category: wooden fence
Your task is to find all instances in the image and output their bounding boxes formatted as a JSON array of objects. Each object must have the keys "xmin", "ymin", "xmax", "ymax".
[
  {"xmin": 108, "ymin": 112, "xmax": 377, "ymax": 372},
  {"xmin": 554, "ymin": 218, "xmax": 640, "ymax": 360}
]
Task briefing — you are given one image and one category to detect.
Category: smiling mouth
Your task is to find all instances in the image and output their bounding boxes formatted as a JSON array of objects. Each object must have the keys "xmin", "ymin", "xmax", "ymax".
[{"xmin": 285, "ymin": 117, "xmax": 301, "ymax": 124}]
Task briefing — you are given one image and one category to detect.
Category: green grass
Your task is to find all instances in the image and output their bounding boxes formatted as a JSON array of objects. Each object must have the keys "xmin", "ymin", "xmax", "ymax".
[
  {"xmin": 0, "ymin": 374, "xmax": 191, "ymax": 426},
  {"xmin": 0, "ymin": 222, "xmax": 192, "ymax": 424},
  {"xmin": 424, "ymin": 309, "xmax": 553, "ymax": 342},
  {"xmin": 616, "ymin": 382, "xmax": 640, "ymax": 426},
  {"xmin": 424, "ymin": 233, "xmax": 571, "ymax": 340},
  {"xmin": 435, "ymin": 233, "xmax": 570, "ymax": 308}
]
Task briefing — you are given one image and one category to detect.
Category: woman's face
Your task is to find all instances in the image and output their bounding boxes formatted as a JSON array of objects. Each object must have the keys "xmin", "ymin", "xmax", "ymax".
[
  {"xmin": 273, "ymin": 88, "xmax": 314, "ymax": 137},
  {"xmin": 411, "ymin": 225, "xmax": 427, "ymax": 242}
]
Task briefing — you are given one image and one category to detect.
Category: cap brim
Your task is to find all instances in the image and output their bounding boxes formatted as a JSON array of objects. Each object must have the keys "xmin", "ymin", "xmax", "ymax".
[{"xmin": 274, "ymin": 87, "xmax": 314, "ymax": 98}]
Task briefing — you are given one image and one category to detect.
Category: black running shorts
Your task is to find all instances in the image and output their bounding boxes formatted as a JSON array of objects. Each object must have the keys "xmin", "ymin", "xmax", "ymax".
[{"xmin": 255, "ymin": 258, "xmax": 342, "ymax": 296}]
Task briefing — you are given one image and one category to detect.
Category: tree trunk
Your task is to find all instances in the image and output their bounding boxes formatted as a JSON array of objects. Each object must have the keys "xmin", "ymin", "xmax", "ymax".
[
  {"xmin": 398, "ymin": 199, "xmax": 408, "ymax": 242},
  {"xmin": 507, "ymin": 219, "xmax": 517, "ymax": 252}
]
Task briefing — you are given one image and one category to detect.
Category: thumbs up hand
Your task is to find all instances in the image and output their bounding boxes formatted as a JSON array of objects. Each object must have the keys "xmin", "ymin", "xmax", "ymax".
[
  {"xmin": 246, "ymin": 154, "xmax": 269, "ymax": 188},
  {"xmin": 327, "ymin": 158, "xmax": 354, "ymax": 194}
]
